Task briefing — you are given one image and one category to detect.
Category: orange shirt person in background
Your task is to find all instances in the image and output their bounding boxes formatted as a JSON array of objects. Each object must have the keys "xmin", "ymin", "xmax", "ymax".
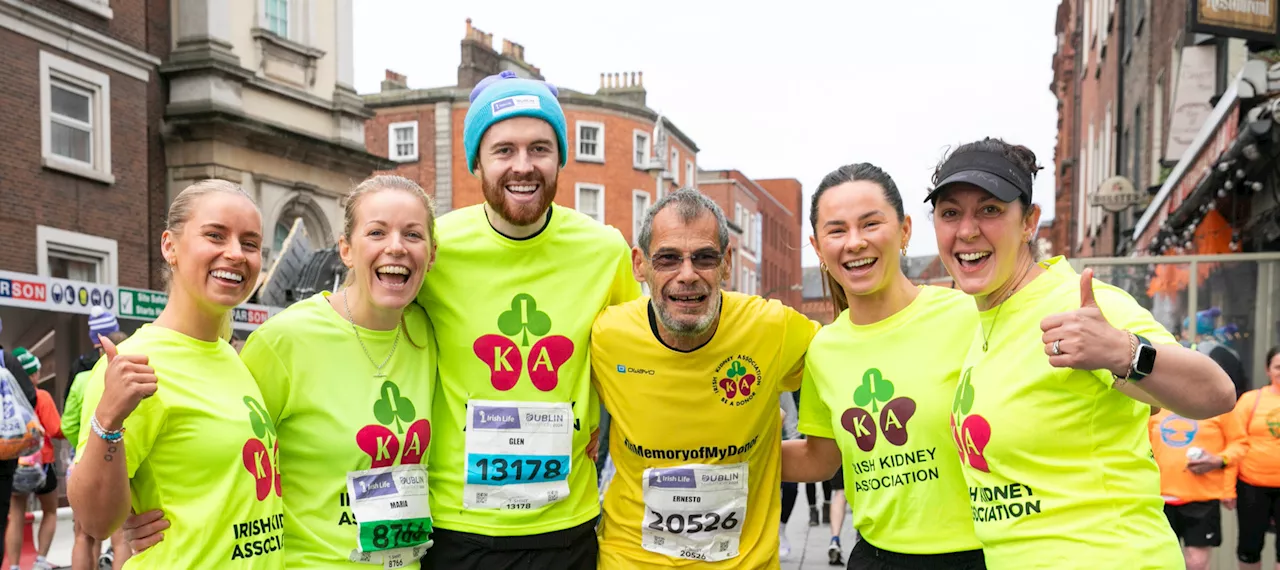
[
  {"xmin": 1233, "ymin": 346, "xmax": 1280, "ymax": 569},
  {"xmin": 1148, "ymin": 408, "xmax": 1246, "ymax": 570},
  {"xmin": 7, "ymin": 348, "xmax": 66, "ymax": 570}
]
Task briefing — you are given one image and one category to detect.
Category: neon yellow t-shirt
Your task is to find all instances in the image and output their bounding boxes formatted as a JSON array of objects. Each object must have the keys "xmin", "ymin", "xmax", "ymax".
[
  {"xmin": 592, "ymin": 292, "xmax": 818, "ymax": 568},
  {"xmin": 950, "ymin": 257, "xmax": 1181, "ymax": 569},
  {"xmin": 798, "ymin": 286, "xmax": 981, "ymax": 555},
  {"xmin": 76, "ymin": 324, "xmax": 284, "ymax": 570},
  {"xmin": 418, "ymin": 204, "xmax": 640, "ymax": 536},
  {"xmin": 240, "ymin": 292, "xmax": 436, "ymax": 568}
]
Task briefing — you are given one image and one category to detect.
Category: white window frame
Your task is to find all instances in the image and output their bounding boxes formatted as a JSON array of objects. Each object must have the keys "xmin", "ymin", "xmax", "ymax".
[
  {"xmin": 264, "ymin": 0, "xmax": 290, "ymax": 38},
  {"xmin": 40, "ymin": 51, "xmax": 113, "ymax": 184},
  {"xmin": 670, "ymin": 148, "xmax": 680, "ymax": 184},
  {"xmin": 632, "ymin": 190, "xmax": 651, "ymax": 246},
  {"xmin": 633, "ymin": 130, "xmax": 651, "ymax": 169},
  {"xmin": 575, "ymin": 183, "xmax": 605, "ymax": 223},
  {"xmin": 575, "ymin": 120, "xmax": 604, "ymax": 163},
  {"xmin": 686, "ymin": 160, "xmax": 696, "ymax": 189},
  {"xmin": 36, "ymin": 225, "xmax": 118, "ymax": 284},
  {"xmin": 388, "ymin": 121, "xmax": 419, "ymax": 162}
]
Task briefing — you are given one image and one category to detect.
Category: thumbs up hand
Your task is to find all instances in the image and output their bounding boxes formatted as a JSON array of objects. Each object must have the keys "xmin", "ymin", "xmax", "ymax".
[
  {"xmin": 96, "ymin": 335, "xmax": 158, "ymax": 432},
  {"xmin": 1038, "ymin": 269, "xmax": 1133, "ymax": 376}
]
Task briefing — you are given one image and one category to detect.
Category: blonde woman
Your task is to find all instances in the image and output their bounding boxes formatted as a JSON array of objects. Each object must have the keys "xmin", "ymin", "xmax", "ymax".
[{"xmin": 69, "ymin": 180, "xmax": 283, "ymax": 569}]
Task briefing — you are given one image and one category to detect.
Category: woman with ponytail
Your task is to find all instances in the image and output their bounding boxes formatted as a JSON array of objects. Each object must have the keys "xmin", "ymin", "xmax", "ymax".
[
  {"xmin": 69, "ymin": 180, "xmax": 283, "ymax": 569},
  {"xmin": 124, "ymin": 175, "xmax": 441, "ymax": 569},
  {"xmin": 782, "ymin": 163, "xmax": 984, "ymax": 569}
]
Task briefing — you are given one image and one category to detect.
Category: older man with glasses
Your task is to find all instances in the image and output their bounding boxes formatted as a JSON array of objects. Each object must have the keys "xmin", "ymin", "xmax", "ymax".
[{"xmin": 589, "ymin": 187, "xmax": 820, "ymax": 569}]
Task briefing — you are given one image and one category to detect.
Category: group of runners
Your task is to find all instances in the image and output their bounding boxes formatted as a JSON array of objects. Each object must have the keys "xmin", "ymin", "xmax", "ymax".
[{"xmin": 61, "ymin": 70, "xmax": 1245, "ymax": 569}]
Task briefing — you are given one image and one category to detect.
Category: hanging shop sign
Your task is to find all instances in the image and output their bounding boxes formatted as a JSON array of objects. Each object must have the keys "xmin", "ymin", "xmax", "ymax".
[
  {"xmin": 1091, "ymin": 176, "xmax": 1143, "ymax": 213},
  {"xmin": 1189, "ymin": 0, "xmax": 1279, "ymax": 44}
]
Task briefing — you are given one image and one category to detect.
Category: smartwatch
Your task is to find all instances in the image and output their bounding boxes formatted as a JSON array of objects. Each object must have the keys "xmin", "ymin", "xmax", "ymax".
[{"xmin": 1129, "ymin": 335, "xmax": 1156, "ymax": 381}]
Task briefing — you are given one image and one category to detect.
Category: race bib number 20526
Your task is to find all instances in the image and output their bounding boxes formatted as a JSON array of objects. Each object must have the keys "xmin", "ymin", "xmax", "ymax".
[{"xmin": 641, "ymin": 463, "xmax": 748, "ymax": 562}]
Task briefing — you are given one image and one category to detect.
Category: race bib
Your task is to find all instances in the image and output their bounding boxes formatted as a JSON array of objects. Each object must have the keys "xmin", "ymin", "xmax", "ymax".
[
  {"xmin": 346, "ymin": 464, "xmax": 432, "ymax": 568},
  {"xmin": 462, "ymin": 400, "xmax": 573, "ymax": 510},
  {"xmin": 641, "ymin": 463, "xmax": 748, "ymax": 562}
]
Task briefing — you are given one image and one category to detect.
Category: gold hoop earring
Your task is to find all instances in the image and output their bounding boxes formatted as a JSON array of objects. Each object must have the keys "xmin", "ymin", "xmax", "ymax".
[
  {"xmin": 819, "ymin": 261, "xmax": 828, "ymax": 272},
  {"xmin": 900, "ymin": 245, "xmax": 908, "ymax": 257}
]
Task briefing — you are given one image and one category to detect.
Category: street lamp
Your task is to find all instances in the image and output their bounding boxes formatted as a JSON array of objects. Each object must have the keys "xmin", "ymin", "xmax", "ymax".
[{"xmin": 762, "ymin": 283, "xmax": 803, "ymax": 299}]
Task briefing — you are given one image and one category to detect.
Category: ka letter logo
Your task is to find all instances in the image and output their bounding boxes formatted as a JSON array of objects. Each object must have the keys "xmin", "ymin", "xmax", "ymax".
[
  {"xmin": 840, "ymin": 368, "xmax": 916, "ymax": 452},
  {"xmin": 950, "ymin": 368, "xmax": 991, "ymax": 472},
  {"xmin": 472, "ymin": 293, "xmax": 574, "ymax": 392},
  {"xmin": 241, "ymin": 396, "xmax": 282, "ymax": 501},
  {"xmin": 357, "ymin": 380, "xmax": 431, "ymax": 468}
]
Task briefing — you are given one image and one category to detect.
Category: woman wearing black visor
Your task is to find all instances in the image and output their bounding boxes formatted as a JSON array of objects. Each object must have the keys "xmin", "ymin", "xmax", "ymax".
[{"xmin": 925, "ymin": 137, "xmax": 1235, "ymax": 569}]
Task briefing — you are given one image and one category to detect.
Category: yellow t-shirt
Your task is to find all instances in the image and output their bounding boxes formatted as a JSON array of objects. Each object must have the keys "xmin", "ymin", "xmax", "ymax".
[
  {"xmin": 951, "ymin": 257, "xmax": 1181, "ymax": 569},
  {"xmin": 240, "ymin": 293, "xmax": 437, "ymax": 568},
  {"xmin": 798, "ymin": 286, "xmax": 982, "ymax": 555},
  {"xmin": 592, "ymin": 292, "xmax": 818, "ymax": 569},
  {"xmin": 418, "ymin": 204, "xmax": 640, "ymax": 536},
  {"xmin": 76, "ymin": 324, "xmax": 284, "ymax": 570}
]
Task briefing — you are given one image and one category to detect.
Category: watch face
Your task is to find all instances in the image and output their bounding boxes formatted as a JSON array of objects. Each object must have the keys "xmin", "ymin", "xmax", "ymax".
[{"xmin": 1136, "ymin": 344, "xmax": 1157, "ymax": 375}]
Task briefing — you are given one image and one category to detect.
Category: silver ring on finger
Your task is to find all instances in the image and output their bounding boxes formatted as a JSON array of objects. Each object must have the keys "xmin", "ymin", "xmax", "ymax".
[{"xmin": 1052, "ymin": 339, "xmax": 1062, "ymax": 356}]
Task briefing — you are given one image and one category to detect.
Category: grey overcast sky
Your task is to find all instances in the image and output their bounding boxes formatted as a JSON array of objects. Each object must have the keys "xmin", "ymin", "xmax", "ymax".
[{"xmin": 353, "ymin": 0, "xmax": 1060, "ymax": 266}]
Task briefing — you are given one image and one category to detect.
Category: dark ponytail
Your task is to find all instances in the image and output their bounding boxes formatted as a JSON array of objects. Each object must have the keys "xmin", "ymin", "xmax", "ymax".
[{"xmin": 809, "ymin": 163, "xmax": 905, "ymax": 320}]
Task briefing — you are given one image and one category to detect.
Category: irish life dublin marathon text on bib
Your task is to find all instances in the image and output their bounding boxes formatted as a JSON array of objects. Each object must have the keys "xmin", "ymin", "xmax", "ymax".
[
  {"xmin": 641, "ymin": 463, "xmax": 748, "ymax": 562},
  {"xmin": 462, "ymin": 400, "xmax": 573, "ymax": 510},
  {"xmin": 346, "ymin": 464, "xmax": 432, "ymax": 569}
]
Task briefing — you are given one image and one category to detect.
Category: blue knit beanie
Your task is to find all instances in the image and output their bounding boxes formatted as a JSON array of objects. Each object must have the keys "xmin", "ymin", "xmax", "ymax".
[
  {"xmin": 463, "ymin": 70, "xmax": 567, "ymax": 175},
  {"xmin": 89, "ymin": 305, "xmax": 119, "ymax": 344}
]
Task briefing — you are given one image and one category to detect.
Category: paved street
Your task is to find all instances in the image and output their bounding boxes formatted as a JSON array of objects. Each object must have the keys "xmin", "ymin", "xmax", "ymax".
[{"xmin": 780, "ymin": 491, "xmax": 857, "ymax": 570}]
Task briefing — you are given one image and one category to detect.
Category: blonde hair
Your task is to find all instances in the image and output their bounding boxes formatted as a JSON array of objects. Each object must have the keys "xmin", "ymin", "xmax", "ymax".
[
  {"xmin": 164, "ymin": 179, "xmax": 260, "ymax": 340},
  {"xmin": 340, "ymin": 175, "xmax": 437, "ymax": 349}
]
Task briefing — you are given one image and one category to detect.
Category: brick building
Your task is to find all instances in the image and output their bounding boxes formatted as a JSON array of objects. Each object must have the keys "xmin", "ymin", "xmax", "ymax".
[
  {"xmin": 755, "ymin": 178, "xmax": 804, "ymax": 309},
  {"xmin": 363, "ymin": 20, "xmax": 698, "ymax": 247},
  {"xmin": 697, "ymin": 171, "xmax": 804, "ymax": 308},
  {"xmin": 0, "ymin": 0, "xmax": 164, "ymax": 396},
  {"xmin": 1050, "ymin": 0, "xmax": 1249, "ymax": 257}
]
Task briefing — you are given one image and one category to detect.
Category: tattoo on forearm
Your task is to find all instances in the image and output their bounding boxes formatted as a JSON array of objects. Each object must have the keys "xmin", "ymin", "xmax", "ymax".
[{"xmin": 105, "ymin": 443, "xmax": 118, "ymax": 462}]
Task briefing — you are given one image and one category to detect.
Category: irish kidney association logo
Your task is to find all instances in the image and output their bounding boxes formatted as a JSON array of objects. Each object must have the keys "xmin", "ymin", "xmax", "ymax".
[
  {"xmin": 472, "ymin": 294, "xmax": 575, "ymax": 392},
  {"xmin": 712, "ymin": 355, "xmax": 762, "ymax": 407},
  {"xmin": 241, "ymin": 396, "xmax": 282, "ymax": 501},
  {"xmin": 839, "ymin": 368, "xmax": 916, "ymax": 452},
  {"xmin": 355, "ymin": 380, "xmax": 431, "ymax": 469},
  {"xmin": 950, "ymin": 367, "xmax": 991, "ymax": 472}
]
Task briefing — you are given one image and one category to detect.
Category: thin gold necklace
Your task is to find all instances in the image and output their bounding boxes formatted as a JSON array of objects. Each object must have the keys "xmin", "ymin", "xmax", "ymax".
[
  {"xmin": 980, "ymin": 263, "xmax": 1033, "ymax": 352},
  {"xmin": 982, "ymin": 302, "xmax": 1004, "ymax": 352}
]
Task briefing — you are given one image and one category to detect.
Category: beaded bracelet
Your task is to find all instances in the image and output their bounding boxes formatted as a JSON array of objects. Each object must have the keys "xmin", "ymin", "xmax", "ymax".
[{"xmin": 90, "ymin": 415, "xmax": 125, "ymax": 443}]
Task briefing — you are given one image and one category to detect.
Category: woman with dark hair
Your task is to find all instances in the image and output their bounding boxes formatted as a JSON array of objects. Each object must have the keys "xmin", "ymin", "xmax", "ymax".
[
  {"xmin": 1231, "ymin": 346, "xmax": 1280, "ymax": 570},
  {"xmin": 927, "ymin": 137, "xmax": 1235, "ymax": 568},
  {"xmin": 783, "ymin": 163, "xmax": 984, "ymax": 569}
]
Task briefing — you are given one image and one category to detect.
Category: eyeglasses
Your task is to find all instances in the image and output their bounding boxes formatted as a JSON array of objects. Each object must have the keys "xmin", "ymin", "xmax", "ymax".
[{"xmin": 647, "ymin": 250, "xmax": 724, "ymax": 272}]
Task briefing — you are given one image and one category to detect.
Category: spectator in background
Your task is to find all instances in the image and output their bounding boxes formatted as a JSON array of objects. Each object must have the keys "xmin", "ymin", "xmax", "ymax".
[
  {"xmin": 64, "ymin": 307, "xmax": 119, "ymax": 403},
  {"xmin": 779, "ymin": 392, "xmax": 800, "ymax": 560},
  {"xmin": 1182, "ymin": 309, "xmax": 1250, "ymax": 400},
  {"xmin": 0, "ymin": 318, "xmax": 40, "ymax": 568},
  {"xmin": 61, "ymin": 313, "xmax": 129, "ymax": 570},
  {"xmin": 1148, "ymin": 403, "xmax": 1247, "ymax": 570},
  {"xmin": 1233, "ymin": 346, "xmax": 1280, "ymax": 570},
  {"xmin": 7, "ymin": 349, "xmax": 63, "ymax": 570}
]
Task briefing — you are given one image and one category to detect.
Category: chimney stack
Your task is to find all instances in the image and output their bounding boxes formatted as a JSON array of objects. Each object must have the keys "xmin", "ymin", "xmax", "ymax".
[
  {"xmin": 596, "ymin": 70, "xmax": 647, "ymax": 106},
  {"xmin": 381, "ymin": 69, "xmax": 408, "ymax": 92},
  {"xmin": 463, "ymin": 18, "xmax": 494, "ymax": 50}
]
